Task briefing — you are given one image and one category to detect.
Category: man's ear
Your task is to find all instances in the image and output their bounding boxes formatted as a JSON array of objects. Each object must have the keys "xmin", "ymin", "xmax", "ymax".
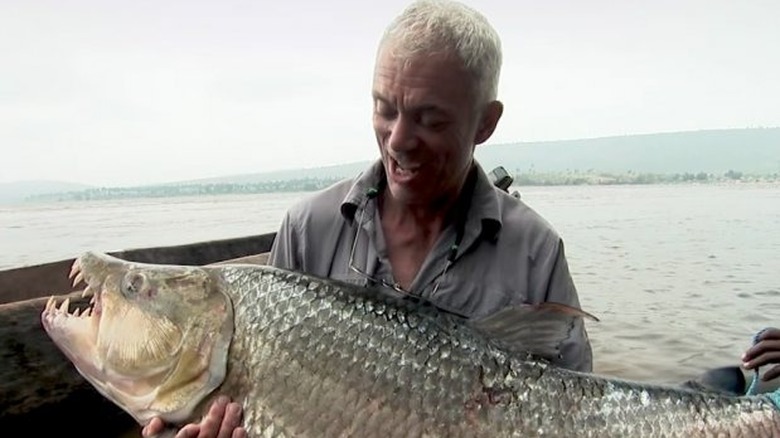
[{"xmin": 474, "ymin": 100, "xmax": 504, "ymax": 145}]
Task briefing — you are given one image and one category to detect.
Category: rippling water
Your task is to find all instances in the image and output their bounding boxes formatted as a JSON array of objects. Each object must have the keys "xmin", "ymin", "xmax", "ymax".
[
  {"xmin": 2, "ymin": 183, "xmax": 779, "ymax": 386},
  {"xmin": 521, "ymin": 183, "xmax": 780, "ymax": 385}
]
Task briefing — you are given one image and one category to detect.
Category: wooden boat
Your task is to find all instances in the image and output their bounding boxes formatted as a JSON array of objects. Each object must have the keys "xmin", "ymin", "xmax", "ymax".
[{"xmin": 0, "ymin": 231, "xmax": 278, "ymax": 437}]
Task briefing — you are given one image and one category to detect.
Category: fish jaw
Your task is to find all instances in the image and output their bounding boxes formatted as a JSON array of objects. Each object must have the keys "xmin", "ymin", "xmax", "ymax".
[
  {"xmin": 41, "ymin": 252, "xmax": 234, "ymax": 426},
  {"xmin": 41, "ymin": 293, "xmax": 103, "ymax": 386}
]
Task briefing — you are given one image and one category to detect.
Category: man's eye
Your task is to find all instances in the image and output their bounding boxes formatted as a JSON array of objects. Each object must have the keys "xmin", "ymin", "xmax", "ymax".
[
  {"xmin": 420, "ymin": 116, "xmax": 447, "ymax": 129},
  {"xmin": 375, "ymin": 102, "xmax": 397, "ymax": 119}
]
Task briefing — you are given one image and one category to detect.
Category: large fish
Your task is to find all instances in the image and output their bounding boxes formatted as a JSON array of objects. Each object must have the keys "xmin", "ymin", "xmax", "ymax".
[{"xmin": 41, "ymin": 252, "xmax": 780, "ymax": 437}]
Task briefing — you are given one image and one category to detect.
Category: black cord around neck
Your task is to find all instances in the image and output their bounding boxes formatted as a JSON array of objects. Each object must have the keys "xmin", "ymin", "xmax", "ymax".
[{"xmin": 365, "ymin": 164, "xmax": 476, "ymax": 265}]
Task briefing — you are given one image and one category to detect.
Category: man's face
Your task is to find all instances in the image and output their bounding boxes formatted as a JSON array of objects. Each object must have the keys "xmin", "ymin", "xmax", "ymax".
[{"xmin": 371, "ymin": 46, "xmax": 484, "ymax": 207}]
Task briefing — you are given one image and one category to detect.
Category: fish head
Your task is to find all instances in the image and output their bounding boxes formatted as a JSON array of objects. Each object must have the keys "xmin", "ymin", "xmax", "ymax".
[{"xmin": 41, "ymin": 251, "xmax": 234, "ymax": 426}]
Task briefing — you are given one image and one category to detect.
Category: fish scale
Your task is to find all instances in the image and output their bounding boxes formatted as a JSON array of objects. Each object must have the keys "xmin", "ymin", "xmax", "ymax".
[
  {"xmin": 41, "ymin": 253, "xmax": 780, "ymax": 437},
  {"xmin": 210, "ymin": 267, "xmax": 780, "ymax": 437}
]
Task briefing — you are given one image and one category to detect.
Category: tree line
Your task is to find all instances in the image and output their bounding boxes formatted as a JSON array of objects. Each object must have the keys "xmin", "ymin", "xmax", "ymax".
[{"xmin": 27, "ymin": 170, "xmax": 779, "ymax": 202}]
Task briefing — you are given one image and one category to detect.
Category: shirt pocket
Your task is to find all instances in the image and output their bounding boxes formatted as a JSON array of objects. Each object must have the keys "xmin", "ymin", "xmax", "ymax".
[{"xmin": 427, "ymin": 267, "xmax": 515, "ymax": 319}]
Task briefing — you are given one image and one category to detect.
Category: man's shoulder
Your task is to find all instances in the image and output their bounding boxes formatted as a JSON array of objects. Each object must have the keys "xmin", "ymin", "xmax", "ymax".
[
  {"xmin": 285, "ymin": 177, "xmax": 355, "ymax": 225},
  {"xmin": 494, "ymin": 189, "xmax": 562, "ymax": 243}
]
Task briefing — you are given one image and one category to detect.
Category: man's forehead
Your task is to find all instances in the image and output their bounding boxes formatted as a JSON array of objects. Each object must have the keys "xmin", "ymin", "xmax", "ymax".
[
  {"xmin": 372, "ymin": 49, "xmax": 473, "ymax": 106},
  {"xmin": 372, "ymin": 91, "xmax": 449, "ymax": 115}
]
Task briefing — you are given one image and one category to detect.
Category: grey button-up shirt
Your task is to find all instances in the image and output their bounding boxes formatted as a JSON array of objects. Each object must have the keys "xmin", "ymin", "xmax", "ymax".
[{"xmin": 268, "ymin": 159, "xmax": 593, "ymax": 372}]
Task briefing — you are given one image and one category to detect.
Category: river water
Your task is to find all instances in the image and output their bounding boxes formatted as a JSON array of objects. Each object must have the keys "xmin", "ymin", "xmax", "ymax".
[{"xmin": 2, "ymin": 183, "xmax": 779, "ymax": 387}]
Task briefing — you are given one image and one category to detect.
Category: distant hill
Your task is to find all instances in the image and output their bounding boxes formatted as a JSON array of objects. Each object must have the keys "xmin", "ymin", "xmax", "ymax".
[
  {"xmin": 0, "ymin": 180, "xmax": 93, "ymax": 204},
  {"xmin": 176, "ymin": 128, "xmax": 780, "ymax": 185},
  {"xmin": 475, "ymin": 128, "xmax": 780, "ymax": 175},
  {"xmin": 3, "ymin": 128, "xmax": 778, "ymax": 204},
  {"xmin": 173, "ymin": 161, "xmax": 372, "ymax": 185}
]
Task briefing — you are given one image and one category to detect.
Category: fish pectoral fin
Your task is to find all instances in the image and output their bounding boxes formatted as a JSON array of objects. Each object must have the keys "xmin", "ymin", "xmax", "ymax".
[
  {"xmin": 470, "ymin": 302, "xmax": 599, "ymax": 360},
  {"xmin": 681, "ymin": 366, "xmax": 747, "ymax": 395}
]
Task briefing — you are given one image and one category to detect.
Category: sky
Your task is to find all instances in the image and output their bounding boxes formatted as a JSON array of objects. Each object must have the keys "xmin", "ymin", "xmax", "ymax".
[{"xmin": 1, "ymin": 0, "xmax": 779, "ymax": 187}]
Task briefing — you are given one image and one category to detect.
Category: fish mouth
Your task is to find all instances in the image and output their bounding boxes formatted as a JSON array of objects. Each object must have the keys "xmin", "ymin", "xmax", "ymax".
[
  {"xmin": 44, "ymin": 255, "xmax": 104, "ymax": 321},
  {"xmin": 41, "ymin": 257, "xmax": 105, "ymax": 380}
]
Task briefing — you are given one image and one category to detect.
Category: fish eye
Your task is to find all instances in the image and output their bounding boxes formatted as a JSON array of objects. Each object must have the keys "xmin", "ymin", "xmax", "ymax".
[{"xmin": 122, "ymin": 273, "xmax": 145, "ymax": 297}]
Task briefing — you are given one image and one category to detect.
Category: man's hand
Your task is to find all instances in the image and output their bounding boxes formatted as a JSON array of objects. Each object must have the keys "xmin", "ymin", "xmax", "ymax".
[
  {"xmin": 742, "ymin": 327, "xmax": 780, "ymax": 381},
  {"xmin": 141, "ymin": 395, "xmax": 247, "ymax": 438}
]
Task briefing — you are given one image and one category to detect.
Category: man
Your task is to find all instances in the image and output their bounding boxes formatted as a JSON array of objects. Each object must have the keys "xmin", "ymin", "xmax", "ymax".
[{"xmin": 144, "ymin": 1, "xmax": 592, "ymax": 436}]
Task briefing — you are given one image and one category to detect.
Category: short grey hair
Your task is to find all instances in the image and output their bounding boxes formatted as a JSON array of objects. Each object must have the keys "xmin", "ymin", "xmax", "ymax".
[{"xmin": 379, "ymin": 0, "xmax": 503, "ymax": 103}]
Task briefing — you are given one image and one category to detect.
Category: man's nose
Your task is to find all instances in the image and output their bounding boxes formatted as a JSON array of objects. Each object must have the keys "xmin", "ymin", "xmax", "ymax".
[{"xmin": 387, "ymin": 115, "xmax": 417, "ymax": 152}]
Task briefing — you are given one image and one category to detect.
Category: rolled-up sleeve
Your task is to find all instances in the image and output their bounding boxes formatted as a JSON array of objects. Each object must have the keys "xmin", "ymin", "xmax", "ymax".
[
  {"xmin": 268, "ymin": 210, "xmax": 300, "ymax": 271},
  {"xmin": 543, "ymin": 240, "xmax": 593, "ymax": 372}
]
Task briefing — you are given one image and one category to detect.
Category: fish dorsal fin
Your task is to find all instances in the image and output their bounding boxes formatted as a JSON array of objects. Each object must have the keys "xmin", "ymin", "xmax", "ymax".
[{"xmin": 470, "ymin": 302, "xmax": 599, "ymax": 361}]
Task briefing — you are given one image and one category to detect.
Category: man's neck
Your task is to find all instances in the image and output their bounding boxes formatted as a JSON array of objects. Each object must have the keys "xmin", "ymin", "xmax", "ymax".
[
  {"xmin": 378, "ymin": 195, "xmax": 450, "ymax": 291},
  {"xmin": 377, "ymin": 165, "xmax": 476, "ymax": 290},
  {"xmin": 380, "ymin": 193, "xmax": 453, "ymax": 232}
]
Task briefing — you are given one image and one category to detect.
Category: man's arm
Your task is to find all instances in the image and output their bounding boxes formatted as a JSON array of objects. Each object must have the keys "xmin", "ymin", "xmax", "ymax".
[
  {"xmin": 267, "ymin": 210, "xmax": 299, "ymax": 270},
  {"xmin": 543, "ymin": 240, "xmax": 594, "ymax": 373}
]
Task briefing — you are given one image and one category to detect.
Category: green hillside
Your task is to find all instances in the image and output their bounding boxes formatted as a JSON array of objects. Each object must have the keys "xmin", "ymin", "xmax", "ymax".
[
  {"xmin": 475, "ymin": 128, "xmax": 780, "ymax": 175},
  {"xmin": 181, "ymin": 128, "xmax": 780, "ymax": 187}
]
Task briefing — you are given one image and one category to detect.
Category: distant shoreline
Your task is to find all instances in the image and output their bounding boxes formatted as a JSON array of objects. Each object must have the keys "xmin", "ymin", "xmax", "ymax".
[{"xmin": 22, "ymin": 171, "xmax": 780, "ymax": 203}]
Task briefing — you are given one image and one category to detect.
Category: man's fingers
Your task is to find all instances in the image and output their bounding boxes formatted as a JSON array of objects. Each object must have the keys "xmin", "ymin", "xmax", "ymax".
[
  {"xmin": 142, "ymin": 417, "xmax": 166, "ymax": 437},
  {"xmin": 758, "ymin": 328, "xmax": 780, "ymax": 341},
  {"xmin": 762, "ymin": 364, "xmax": 780, "ymax": 382},
  {"xmin": 139, "ymin": 396, "xmax": 241, "ymax": 438},
  {"xmin": 198, "ymin": 396, "xmax": 231, "ymax": 437},
  {"xmin": 218, "ymin": 402, "xmax": 244, "ymax": 438},
  {"xmin": 742, "ymin": 340, "xmax": 780, "ymax": 363},
  {"xmin": 744, "ymin": 351, "xmax": 780, "ymax": 371},
  {"xmin": 174, "ymin": 424, "xmax": 201, "ymax": 438}
]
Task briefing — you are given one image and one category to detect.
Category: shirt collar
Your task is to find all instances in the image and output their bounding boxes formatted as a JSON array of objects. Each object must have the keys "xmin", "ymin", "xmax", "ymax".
[{"xmin": 340, "ymin": 159, "xmax": 385, "ymax": 223}]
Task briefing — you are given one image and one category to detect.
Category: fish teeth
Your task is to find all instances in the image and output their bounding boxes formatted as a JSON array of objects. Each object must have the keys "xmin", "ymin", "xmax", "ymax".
[
  {"xmin": 81, "ymin": 286, "xmax": 89, "ymax": 298},
  {"xmin": 82, "ymin": 285, "xmax": 95, "ymax": 299},
  {"xmin": 72, "ymin": 271, "xmax": 85, "ymax": 288},
  {"xmin": 68, "ymin": 259, "xmax": 82, "ymax": 280},
  {"xmin": 59, "ymin": 298, "xmax": 70, "ymax": 314},
  {"xmin": 45, "ymin": 296, "xmax": 56, "ymax": 313},
  {"xmin": 44, "ymin": 294, "xmax": 94, "ymax": 319}
]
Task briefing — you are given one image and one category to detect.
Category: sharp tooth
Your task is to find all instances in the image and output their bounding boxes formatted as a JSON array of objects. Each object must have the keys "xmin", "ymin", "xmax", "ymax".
[
  {"xmin": 73, "ymin": 308, "xmax": 82, "ymax": 317},
  {"xmin": 81, "ymin": 284, "xmax": 94, "ymax": 298},
  {"xmin": 90, "ymin": 294, "xmax": 97, "ymax": 305},
  {"xmin": 59, "ymin": 298, "xmax": 70, "ymax": 313},
  {"xmin": 68, "ymin": 259, "xmax": 81, "ymax": 280},
  {"xmin": 72, "ymin": 271, "xmax": 84, "ymax": 288},
  {"xmin": 84, "ymin": 307, "xmax": 92, "ymax": 318},
  {"xmin": 46, "ymin": 296, "xmax": 55, "ymax": 312}
]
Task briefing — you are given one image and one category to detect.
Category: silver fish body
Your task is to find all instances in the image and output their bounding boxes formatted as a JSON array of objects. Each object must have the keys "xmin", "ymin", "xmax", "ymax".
[
  {"xmin": 41, "ymin": 253, "xmax": 780, "ymax": 437},
  {"xmin": 217, "ymin": 266, "xmax": 780, "ymax": 437}
]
